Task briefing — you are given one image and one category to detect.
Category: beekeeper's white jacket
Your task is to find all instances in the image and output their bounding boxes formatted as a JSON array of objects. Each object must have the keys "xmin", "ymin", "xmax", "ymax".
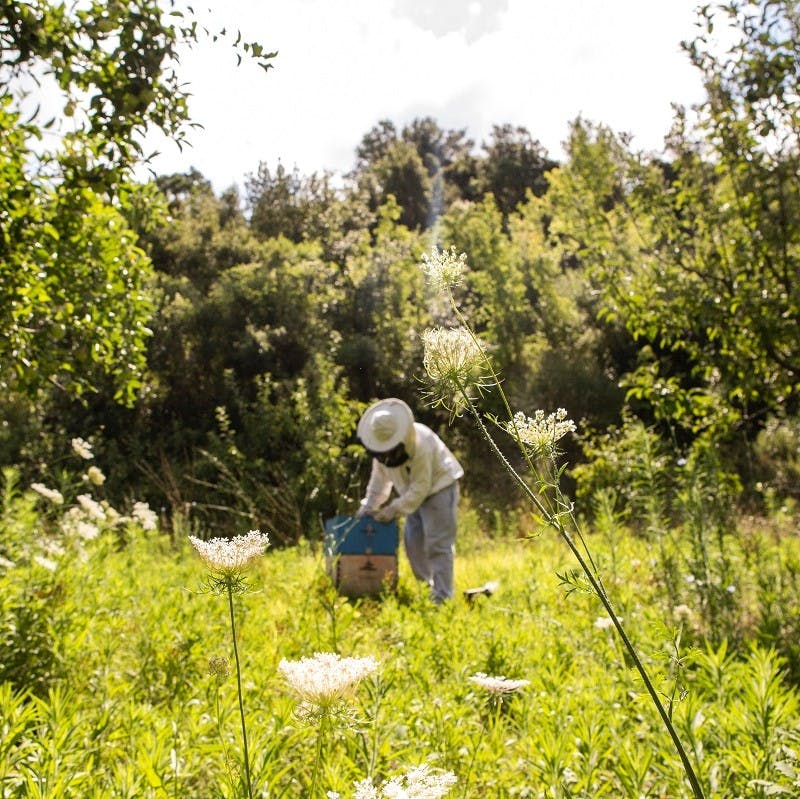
[{"xmin": 362, "ymin": 422, "xmax": 463, "ymax": 518}]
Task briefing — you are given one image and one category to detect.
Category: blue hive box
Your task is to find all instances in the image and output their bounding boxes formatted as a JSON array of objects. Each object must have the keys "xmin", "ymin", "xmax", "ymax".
[
  {"xmin": 324, "ymin": 515, "xmax": 399, "ymax": 597},
  {"xmin": 324, "ymin": 514, "xmax": 398, "ymax": 556}
]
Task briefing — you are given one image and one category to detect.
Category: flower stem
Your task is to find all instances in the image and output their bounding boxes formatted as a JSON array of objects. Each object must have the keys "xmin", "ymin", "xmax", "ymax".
[
  {"xmin": 227, "ymin": 583, "xmax": 253, "ymax": 799},
  {"xmin": 462, "ymin": 395, "xmax": 706, "ymax": 799},
  {"xmin": 310, "ymin": 709, "xmax": 330, "ymax": 797}
]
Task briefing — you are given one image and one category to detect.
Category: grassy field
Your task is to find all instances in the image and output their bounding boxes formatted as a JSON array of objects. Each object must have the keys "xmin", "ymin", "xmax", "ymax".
[{"xmin": 3, "ymin": 478, "xmax": 800, "ymax": 798}]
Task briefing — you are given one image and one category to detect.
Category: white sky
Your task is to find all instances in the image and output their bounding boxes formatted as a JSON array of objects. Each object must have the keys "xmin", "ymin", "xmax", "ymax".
[{"xmin": 141, "ymin": 0, "xmax": 708, "ymax": 193}]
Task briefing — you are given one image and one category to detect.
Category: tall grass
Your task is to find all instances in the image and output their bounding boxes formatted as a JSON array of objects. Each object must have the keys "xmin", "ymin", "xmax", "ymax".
[{"xmin": 2, "ymin": 482, "xmax": 800, "ymax": 796}]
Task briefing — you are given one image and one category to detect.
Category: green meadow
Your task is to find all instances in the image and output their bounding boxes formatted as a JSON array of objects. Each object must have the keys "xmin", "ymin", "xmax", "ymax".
[{"xmin": 3, "ymin": 473, "xmax": 800, "ymax": 798}]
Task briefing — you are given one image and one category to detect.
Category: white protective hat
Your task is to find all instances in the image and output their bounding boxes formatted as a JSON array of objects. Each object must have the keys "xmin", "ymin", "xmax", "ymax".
[{"xmin": 357, "ymin": 398, "xmax": 414, "ymax": 453}]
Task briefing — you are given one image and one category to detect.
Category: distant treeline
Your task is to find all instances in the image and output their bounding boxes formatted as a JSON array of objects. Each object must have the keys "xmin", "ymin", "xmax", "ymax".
[{"xmin": 1, "ymin": 1, "xmax": 798, "ymax": 539}]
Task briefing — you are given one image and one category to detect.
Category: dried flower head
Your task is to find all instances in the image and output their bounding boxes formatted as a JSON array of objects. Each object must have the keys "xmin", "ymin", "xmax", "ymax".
[
  {"xmin": 189, "ymin": 529, "xmax": 270, "ymax": 591},
  {"xmin": 506, "ymin": 408, "xmax": 577, "ymax": 457},
  {"xmin": 209, "ymin": 655, "xmax": 232, "ymax": 680},
  {"xmin": 71, "ymin": 437, "xmax": 94, "ymax": 459},
  {"xmin": 31, "ymin": 483, "xmax": 65, "ymax": 505},
  {"xmin": 421, "ymin": 326, "xmax": 489, "ymax": 415},
  {"xmin": 469, "ymin": 672, "xmax": 530, "ymax": 694},
  {"xmin": 279, "ymin": 651, "xmax": 378, "ymax": 709},
  {"xmin": 335, "ymin": 765, "xmax": 457, "ymax": 799},
  {"xmin": 421, "ymin": 245, "xmax": 467, "ymax": 292}
]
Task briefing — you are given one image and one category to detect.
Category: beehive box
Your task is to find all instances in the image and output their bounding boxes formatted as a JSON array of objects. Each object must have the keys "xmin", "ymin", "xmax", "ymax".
[{"xmin": 324, "ymin": 515, "xmax": 399, "ymax": 597}]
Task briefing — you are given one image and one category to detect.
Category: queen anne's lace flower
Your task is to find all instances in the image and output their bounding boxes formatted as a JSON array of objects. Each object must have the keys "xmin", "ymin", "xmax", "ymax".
[
  {"xmin": 421, "ymin": 245, "xmax": 467, "ymax": 292},
  {"xmin": 86, "ymin": 466, "xmax": 106, "ymax": 486},
  {"xmin": 189, "ymin": 529, "xmax": 270, "ymax": 580},
  {"xmin": 71, "ymin": 437, "xmax": 94, "ymax": 459},
  {"xmin": 332, "ymin": 765, "xmax": 456, "ymax": 799},
  {"xmin": 421, "ymin": 327, "xmax": 489, "ymax": 414},
  {"xmin": 31, "ymin": 483, "xmax": 65, "ymax": 505},
  {"xmin": 469, "ymin": 672, "xmax": 530, "ymax": 693},
  {"xmin": 208, "ymin": 656, "xmax": 231, "ymax": 679},
  {"xmin": 506, "ymin": 408, "xmax": 577, "ymax": 457},
  {"xmin": 279, "ymin": 652, "xmax": 378, "ymax": 707},
  {"xmin": 132, "ymin": 501, "xmax": 158, "ymax": 531},
  {"xmin": 34, "ymin": 554, "xmax": 58, "ymax": 572},
  {"xmin": 77, "ymin": 493, "xmax": 106, "ymax": 521}
]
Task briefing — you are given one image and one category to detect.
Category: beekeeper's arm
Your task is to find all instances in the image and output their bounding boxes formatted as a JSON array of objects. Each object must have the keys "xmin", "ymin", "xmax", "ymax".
[
  {"xmin": 357, "ymin": 460, "xmax": 394, "ymax": 516},
  {"xmin": 374, "ymin": 454, "xmax": 433, "ymax": 521}
]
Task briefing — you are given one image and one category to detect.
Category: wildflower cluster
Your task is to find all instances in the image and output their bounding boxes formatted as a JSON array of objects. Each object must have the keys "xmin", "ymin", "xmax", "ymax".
[
  {"xmin": 421, "ymin": 245, "xmax": 467, "ymax": 292},
  {"xmin": 506, "ymin": 408, "xmax": 577, "ymax": 458},
  {"xmin": 31, "ymin": 482, "xmax": 64, "ymax": 505},
  {"xmin": 279, "ymin": 651, "xmax": 378, "ymax": 709},
  {"xmin": 329, "ymin": 765, "xmax": 457, "ymax": 799},
  {"xmin": 421, "ymin": 327, "xmax": 489, "ymax": 414},
  {"xmin": 189, "ymin": 529, "xmax": 270, "ymax": 591},
  {"xmin": 86, "ymin": 465, "xmax": 106, "ymax": 486},
  {"xmin": 131, "ymin": 501, "xmax": 158, "ymax": 531},
  {"xmin": 71, "ymin": 437, "xmax": 94, "ymax": 459},
  {"xmin": 469, "ymin": 672, "xmax": 530, "ymax": 694}
]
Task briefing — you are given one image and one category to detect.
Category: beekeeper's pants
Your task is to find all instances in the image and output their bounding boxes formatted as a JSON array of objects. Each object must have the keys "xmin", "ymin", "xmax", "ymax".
[{"xmin": 403, "ymin": 481, "xmax": 459, "ymax": 603}]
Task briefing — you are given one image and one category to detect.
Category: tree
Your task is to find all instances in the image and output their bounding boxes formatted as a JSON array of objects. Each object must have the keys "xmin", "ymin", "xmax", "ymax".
[
  {"xmin": 0, "ymin": 0, "xmax": 276, "ymax": 403},
  {"xmin": 351, "ymin": 117, "xmax": 476, "ymax": 230},
  {"xmin": 0, "ymin": 98, "xmax": 153, "ymax": 402},
  {"xmin": 475, "ymin": 124, "xmax": 558, "ymax": 217},
  {"xmin": 245, "ymin": 162, "xmax": 339, "ymax": 243},
  {"xmin": 542, "ymin": 0, "xmax": 800, "ymax": 446}
]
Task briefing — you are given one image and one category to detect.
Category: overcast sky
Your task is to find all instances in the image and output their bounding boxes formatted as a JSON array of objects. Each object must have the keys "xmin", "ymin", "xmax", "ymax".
[{"xmin": 141, "ymin": 0, "xmax": 709, "ymax": 192}]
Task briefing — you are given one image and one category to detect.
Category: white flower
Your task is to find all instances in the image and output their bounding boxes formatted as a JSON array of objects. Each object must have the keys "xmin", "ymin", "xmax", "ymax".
[
  {"xmin": 345, "ymin": 765, "xmax": 457, "ymax": 799},
  {"xmin": 0, "ymin": 555, "xmax": 16, "ymax": 570},
  {"xmin": 71, "ymin": 437, "xmax": 94, "ymax": 459},
  {"xmin": 76, "ymin": 521, "xmax": 100, "ymax": 540},
  {"xmin": 132, "ymin": 501, "xmax": 158, "ymax": 531},
  {"xmin": 77, "ymin": 494, "xmax": 106, "ymax": 521},
  {"xmin": 86, "ymin": 466, "xmax": 105, "ymax": 486},
  {"xmin": 506, "ymin": 408, "xmax": 577, "ymax": 457},
  {"xmin": 593, "ymin": 616, "xmax": 616, "ymax": 630},
  {"xmin": 189, "ymin": 529, "xmax": 270, "ymax": 578},
  {"xmin": 102, "ymin": 502, "xmax": 122, "ymax": 526},
  {"xmin": 421, "ymin": 326, "xmax": 489, "ymax": 414},
  {"xmin": 469, "ymin": 672, "xmax": 530, "ymax": 694},
  {"xmin": 421, "ymin": 245, "xmax": 467, "ymax": 292},
  {"xmin": 30, "ymin": 482, "xmax": 65, "ymax": 505},
  {"xmin": 673, "ymin": 604, "xmax": 695, "ymax": 621},
  {"xmin": 279, "ymin": 652, "xmax": 378, "ymax": 707},
  {"xmin": 34, "ymin": 555, "xmax": 58, "ymax": 572}
]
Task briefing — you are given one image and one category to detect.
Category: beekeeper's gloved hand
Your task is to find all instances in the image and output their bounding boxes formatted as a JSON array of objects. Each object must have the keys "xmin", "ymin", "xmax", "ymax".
[
  {"xmin": 373, "ymin": 506, "xmax": 396, "ymax": 523},
  {"xmin": 355, "ymin": 503, "xmax": 374, "ymax": 519}
]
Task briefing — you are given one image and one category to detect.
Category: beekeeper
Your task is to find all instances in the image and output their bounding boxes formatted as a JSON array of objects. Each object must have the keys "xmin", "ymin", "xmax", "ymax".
[{"xmin": 356, "ymin": 398, "xmax": 463, "ymax": 603}]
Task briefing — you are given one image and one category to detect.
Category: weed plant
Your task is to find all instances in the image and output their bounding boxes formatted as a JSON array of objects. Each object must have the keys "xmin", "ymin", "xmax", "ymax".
[
  {"xmin": 2, "ymin": 483, "xmax": 800, "ymax": 796},
  {"xmin": 2, "ymin": 266, "xmax": 800, "ymax": 795}
]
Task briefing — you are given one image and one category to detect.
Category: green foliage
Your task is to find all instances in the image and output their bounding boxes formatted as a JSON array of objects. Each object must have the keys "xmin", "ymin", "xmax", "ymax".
[
  {"xmin": 0, "ymin": 0, "xmax": 275, "ymax": 409},
  {"xmin": 1, "ymin": 495, "xmax": 800, "ymax": 796},
  {"xmin": 1, "ymin": 0, "xmax": 276, "ymax": 181},
  {"xmin": 472, "ymin": 123, "xmax": 557, "ymax": 217},
  {"xmin": 545, "ymin": 2, "xmax": 800, "ymax": 438}
]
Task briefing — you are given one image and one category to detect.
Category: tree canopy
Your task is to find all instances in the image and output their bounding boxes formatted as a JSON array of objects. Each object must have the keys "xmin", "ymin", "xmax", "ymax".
[{"xmin": 2, "ymin": 0, "xmax": 798, "ymax": 534}]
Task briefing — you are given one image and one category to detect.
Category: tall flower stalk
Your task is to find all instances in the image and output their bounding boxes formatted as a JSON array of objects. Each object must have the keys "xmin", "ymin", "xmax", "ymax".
[
  {"xmin": 189, "ymin": 529, "xmax": 270, "ymax": 799},
  {"xmin": 419, "ymin": 245, "xmax": 705, "ymax": 799}
]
